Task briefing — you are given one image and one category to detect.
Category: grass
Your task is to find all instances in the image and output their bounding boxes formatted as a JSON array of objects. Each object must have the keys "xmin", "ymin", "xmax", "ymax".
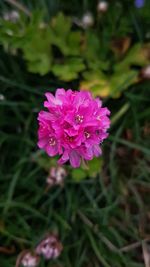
[
  {"xmin": 0, "ymin": 1, "xmax": 150, "ymax": 267},
  {"xmin": 0, "ymin": 52, "xmax": 150, "ymax": 267}
]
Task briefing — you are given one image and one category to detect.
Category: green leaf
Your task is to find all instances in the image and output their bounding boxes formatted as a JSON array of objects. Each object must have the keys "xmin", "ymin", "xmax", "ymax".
[
  {"xmin": 50, "ymin": 13, "xmax": 81, "ymax": 56},
  {"xmin": 0, "ymin": 13, "xmax": 27, "ymax": 49},
  {"xmin": 26, "ymin": 54, "xmax": 51, "ymax": 75},
  {"xmin": 22, "ymin": 22, "xmax": 52, "ymax": 75},
  {"xmin": 71, "ymin": 157, "xmax": 103, "ymax": 181},
  {"xmin": 115, "ymin": 43, "xmax": 150, "ymax": 71},
  {"xmin": 110, "ymin": 69, "xmax": 138, "ymax": 97},
  {"xmin": 66, "ymin": 31, "xmax": 81, "ymax": 56},
  {"xmin": 82, "ymin": 31, "xmax": 108, "ymax": 71},
  {"xmin": 80, "ymin": 71, "xmax": 111, "ymax": 98},
  {"xmin": 51, "ymin": 12, "xmax": 71, "ymax": 39},
  {"xmin": 87, "ymin": 157, "xmax": 103, "ymax": 178},
  {"xmin": 81, "ymin": 68, "xmax": 138, "ymax": 98},
  {"xmin": 72, "ymin": 169, "xmax": 86, "ymax": 182},
  {"xmin": 52, "ymin": 58, "xmax": 85, "ymax": 81}
]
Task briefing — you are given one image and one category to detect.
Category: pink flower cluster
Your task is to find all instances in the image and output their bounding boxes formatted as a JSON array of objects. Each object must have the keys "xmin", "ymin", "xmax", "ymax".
[{"xmin": 37, "ymin": 89, "xmax": 110, "ymax": 168}]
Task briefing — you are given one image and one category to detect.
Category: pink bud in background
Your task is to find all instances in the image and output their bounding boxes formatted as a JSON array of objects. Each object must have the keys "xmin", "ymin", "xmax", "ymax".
[
  {"xmin": 47, "ymin": 166, "xmax": 67, "ymax": 187},
  {"xmin": 35, "ymin": 234, "xmax": 63, "ymax": 260}
]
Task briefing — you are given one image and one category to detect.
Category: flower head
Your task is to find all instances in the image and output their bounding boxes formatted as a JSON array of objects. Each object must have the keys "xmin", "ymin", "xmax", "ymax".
[
  {"xmin": 37, "ymin": 89, "xmax": 110, "ymax": 168},
  {"xmin": 35, "ymin": 234, "xmax": 63, "ymax": 260}
]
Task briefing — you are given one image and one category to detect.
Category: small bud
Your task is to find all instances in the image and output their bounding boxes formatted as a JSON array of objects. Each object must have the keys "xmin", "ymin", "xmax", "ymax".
[
  {"xmin": 16, "ymin": 251, "xmax": 40, "ymax": 267},
  {"xmin": 0, "ymin": 94, "xmax": 5, "ymax": 101},
  {"xmin": 97, "ymin": 1, "xmax": 108, "ymax": 13},
  {"xmin": 140, "ymin": 65, "xmax": 150, "ymax": 79},
  {"xmin": 82, "ymin": 12, "xmax": 94, "ymax": 28},
  {"xmin": 46, "ymin": 166, "xmax": 67, "ymax": 187},
  {"xmin": 35, "ymin": 234, "xmax": 63, "ymax": 260}
]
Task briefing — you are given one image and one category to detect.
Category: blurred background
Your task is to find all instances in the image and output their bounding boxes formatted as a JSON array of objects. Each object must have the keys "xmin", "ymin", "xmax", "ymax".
[{"xmin": 0, "ymin": 0, "xmax": 150, "ymax": 266}]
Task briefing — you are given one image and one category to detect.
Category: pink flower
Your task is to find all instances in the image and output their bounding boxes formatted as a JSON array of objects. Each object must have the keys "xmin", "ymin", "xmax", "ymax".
[{"xmin": 37, "ymin": 89, "xmax": 110, "ymax": 168}]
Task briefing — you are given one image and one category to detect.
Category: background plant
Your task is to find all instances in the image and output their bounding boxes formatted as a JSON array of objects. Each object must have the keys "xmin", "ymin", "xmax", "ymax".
[
  {"xmin": 0, "ymin": 0, "xmax": 150, "ymax": 267},
  {"xmin": 0, "ymin": 0, "xmax": 150, "ymax": 97}
]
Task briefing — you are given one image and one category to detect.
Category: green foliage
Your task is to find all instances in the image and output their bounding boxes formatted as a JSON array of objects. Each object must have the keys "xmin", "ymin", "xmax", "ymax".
[
  {"xmin": 87, "ymin": 157, "xmax": 103, "ymax": 178},
  {"xmin": 0, "ymin": 7, "xmax": 149, "ymax": 96},
  {"xmin": 72, "ymin": 157, "xmax": 103, "ymax": 181},
  {"xmin": 115, "ymin": 43, "xmax": 150, "ymax": 71},
  {"xmin": 50, "ymin": 13, "xmax": 81, "ymax": 56},
  {"xmin": 33, "ymin": 152, "xmax": 102, "ymax": 182},
  {"xmin": 52, "ymin": 58, "xmax": 85, "ymax": 81},
  {"xmin": 110, "ymin": 69, "xmax": 138, "ymax": 97},
  {"xmin": 81, "ymin": 31, "xmax": 109, "ymax": 74},
  {"xmin": 0, "ymin": 12, "xmax": 85, "ymax": 78},
  {"xmin": 0, "ymin": 13, "xmax": 27, "ymax": 49},
  {"xmin": 72, "ymin": 168, "xmax": 86, "ymax": 181},
  {"xmin": 21, "ymin": 12, "xmax": 52, "ymax": 75},
  {"xmin": 80, "ymin": 67, "xmax": 139, "ymax": 98},
  {"xmin": 80, "ymin": 71, "xmax": 110, "ymax": 97}
]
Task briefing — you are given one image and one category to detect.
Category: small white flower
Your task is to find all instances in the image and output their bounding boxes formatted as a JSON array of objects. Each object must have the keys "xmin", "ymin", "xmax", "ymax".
[
  {"xmin": 82, "ymin": 12, "xmax": 94, "ymax": 28},
  {"xmin": 97, "ymin": 1, "xmax": 108, "ymax": 13},
  {"xmin": 20, "ymin": 251, "xmax": 40, "ymax": 267}
]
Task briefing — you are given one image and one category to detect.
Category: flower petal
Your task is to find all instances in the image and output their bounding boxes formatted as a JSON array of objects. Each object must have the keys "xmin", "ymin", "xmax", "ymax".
[
  {"xmin": 46, "ymin": 144, "xmax": 58, "ymax": 156},
  {"xmin": 58, "ymin": 151, "xmax": 69, "ymax": 165},
  {"xmin": 37, "ymin": 138, "xmax": 48, "ymax": 148},
  {"xmin": 69, "ymin": 150, "xmax": 81, "ymax": 168}
]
